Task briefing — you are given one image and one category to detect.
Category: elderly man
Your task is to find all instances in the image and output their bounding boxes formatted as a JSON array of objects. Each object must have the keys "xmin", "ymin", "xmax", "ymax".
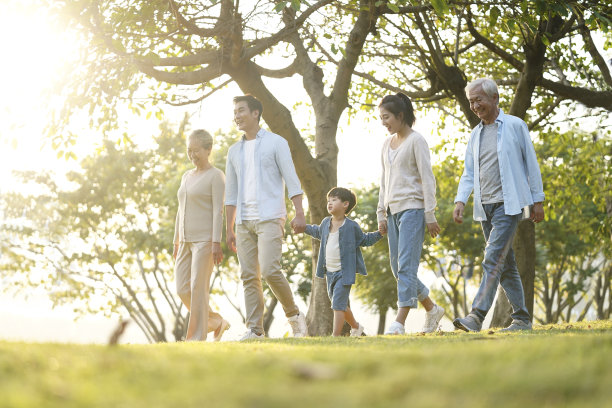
[
  {"xmin": 452, "ymin": 78, "xmax": 545, "ymax": 332},
  {"xmin": 225, "ymin": 94, "xmax": 308, "ymax": 340}
]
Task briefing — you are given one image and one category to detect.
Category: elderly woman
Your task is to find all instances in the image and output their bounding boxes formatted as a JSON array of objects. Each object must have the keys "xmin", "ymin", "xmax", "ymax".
[{"xmin": 173, "ymin": 129, "xmax": 229, "ymax": 341}]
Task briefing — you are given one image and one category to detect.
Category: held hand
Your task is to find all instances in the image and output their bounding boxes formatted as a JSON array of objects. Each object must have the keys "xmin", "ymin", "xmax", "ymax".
[
  {"xmin": 226, "ymin": 229, "xmax": 237, "ymax": 253},
  {"xmin": 426, "ymin": 222, "xmax": 441, "ymax": 238},
  {"xmin": 173, "ymin": 243, "xmax": 179, "ymax": 260},
  {"xmin": 212, "ymin": 242, "xmax": 223, "ymax": 265},
  {"xmin": 453, "ymin": 202, "xmax": 465, "ymax": 224},
  {"xmin": 531, "ymin": 202, "xmax": 545, "ymax": 223},
  {"xmin": 291, "ymin": 213, "xmax": 306, "ymax": 234},
  {"xmin": 378, "ymin": 220, "xmax": 388, "ymax": 235}
]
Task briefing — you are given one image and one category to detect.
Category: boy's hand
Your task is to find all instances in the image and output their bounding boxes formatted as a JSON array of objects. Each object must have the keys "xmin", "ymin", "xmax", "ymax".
[
  {"xmin": 426, "ymin": 222, "xmax": 441, "ymax": 238},
  {"xmin": 378, "ymin": 220, "xmax": 388, "ymax": 235}
]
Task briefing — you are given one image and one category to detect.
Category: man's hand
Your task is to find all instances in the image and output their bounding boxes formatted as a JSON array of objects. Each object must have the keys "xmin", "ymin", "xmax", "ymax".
[
  {"xmin": 212, "ymin": 242, "xmax": 223, "ymax": 265},
  {"xmin": 426, "ymin": 222, "xmax": 441, "ymax": 238},
  {"xmin": 173, "ymin": 243, "xmax": 179, "ymax": 260},
  {"xmin": 291, "ymin": 212, "xmax": 306, "ymax": 234},
  {"xmin": 531, "ymin": 202, "xmax": 545, "ymax": 223},
  {"xmin": 378, "ymin": 220, "xmax": 388, "ymax": 235},
  {"xmin": 453, "ymin": 202, "xmax": 465, "ymax": 224},
  {"xmin": 226, "ymin": 229, "xmax": 237, "ymax": 253}
]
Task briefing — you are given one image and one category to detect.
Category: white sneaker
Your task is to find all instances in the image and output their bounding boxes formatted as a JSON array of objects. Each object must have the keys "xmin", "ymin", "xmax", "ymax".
[
  {"xmin": 350, "ymin": 323, "xmax": 365, "ymax": 337},
  {"xmin": 288, "ymin": 312, "xmax": 308, "ymax": 337},
  {"xmin": 384, "ymin": 321, "xmax": 405, "ymax": 335},
  {"xmin": 239, "ymin": 330, "xmax": 264, "ymax": 341},
  {"xmin": 422, "ymin": 304, "xmax": 445, "ymax": 333}
]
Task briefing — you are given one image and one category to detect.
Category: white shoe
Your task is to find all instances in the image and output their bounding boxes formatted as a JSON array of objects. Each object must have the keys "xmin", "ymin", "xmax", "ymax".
[
  {"xmin": 350, "ymin": 323, "xmax": 365, "ymax": 337},
  {"xmin": 239, "ymin": 330, "xmax": 264, "ymax": 341},
  {"xmin": 288, "ymin": 312, "xmax": 308, "ymax": 337},
  {"xmin": 422, "ymin": 304, "xmax": 445, "ymax": 333},
  {"xmin": 384, "ymin": 321, "xmax": 405, "ymax": 335},
  {"xmin": 213, "ymin": 319, "xmax": 230, "ymax": 342}
]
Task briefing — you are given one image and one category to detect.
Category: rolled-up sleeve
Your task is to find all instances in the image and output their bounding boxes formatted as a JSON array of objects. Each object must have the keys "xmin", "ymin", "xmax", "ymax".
[
  {"xmin": 455, "ymin": 133, "xmax": 475, "ymax": 205},
  {"xmin": 414, "ymin": 136, "xmax": 437, "ymax": 224},
  {"xmin": 275, "ymin": 138, "xmax": 303, "ymax": 198},
  {"xmin": 377, "ymin": 144, "xmax": 387, "ymax": 223},
  {"xmin": 211, "ymin": 170, "xmax": 225, "ymax": 243},
  {"xmin": 519, "ymin": 122, "xmax": 545, "ymax": 203},
  {"xmin": 224, "ymin": 146, "xmax": 238, "ymax": 206}
]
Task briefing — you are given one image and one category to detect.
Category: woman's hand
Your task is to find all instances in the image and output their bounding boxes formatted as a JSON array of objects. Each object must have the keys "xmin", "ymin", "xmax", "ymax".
[
  {"xmin": 426, "ymin": 222, "xmax": 441, "ymax": 238},
  {"xmin": 212, "ymin": 242, "xmax": 223, "ymax": 265},
  {"xmin": 378, "ymin": 220, "xmax": 388, "ymax": 235}
]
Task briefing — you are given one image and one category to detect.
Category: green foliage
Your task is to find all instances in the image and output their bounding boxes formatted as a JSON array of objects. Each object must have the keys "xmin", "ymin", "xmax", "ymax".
[{"xmin": 0, "ymin": 321, "xmax": 611, "ymax": 407}]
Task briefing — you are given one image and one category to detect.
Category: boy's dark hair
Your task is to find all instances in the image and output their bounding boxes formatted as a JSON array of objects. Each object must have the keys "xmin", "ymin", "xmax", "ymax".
[
  {"xmin": 233, "ymin": 94, "xmax": 263, "ymax": 122},
  {"xmin": 327, "ymin": 187, "xmax": 357, "ymax": 214},
  {"xmin": 378, "ymin": 93, "xmax": 416, "ymax": 127}
]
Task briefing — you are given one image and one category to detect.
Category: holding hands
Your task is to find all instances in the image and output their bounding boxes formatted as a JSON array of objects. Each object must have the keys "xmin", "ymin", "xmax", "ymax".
[{"xmin": 291, "ymin": 212, "xmax": 307, "ymax": 234}]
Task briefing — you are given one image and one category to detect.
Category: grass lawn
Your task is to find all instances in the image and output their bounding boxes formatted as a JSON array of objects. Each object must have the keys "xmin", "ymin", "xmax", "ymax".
[{"xmin": 1, "ymin": 320, "xmax": 610, "ymax": 408}]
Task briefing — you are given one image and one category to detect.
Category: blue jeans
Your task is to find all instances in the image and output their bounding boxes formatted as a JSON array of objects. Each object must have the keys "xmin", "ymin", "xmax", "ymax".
[
  {"xmin": 387, "ymin": 209, "xmax": 430, "ymax": 308},
  {"xmin": 471, "ymin": 203, "xmax": 530, "ymax": 323}
]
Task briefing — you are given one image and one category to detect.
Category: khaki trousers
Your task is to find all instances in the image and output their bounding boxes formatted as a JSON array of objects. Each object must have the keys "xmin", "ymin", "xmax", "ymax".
[
  {"xmin": 175, "ymin": 241, "xmax": 223, "ymax": 341},
  {"xmin": 237, "ymin": 219, "xmax": 299, "ymax": 335}
]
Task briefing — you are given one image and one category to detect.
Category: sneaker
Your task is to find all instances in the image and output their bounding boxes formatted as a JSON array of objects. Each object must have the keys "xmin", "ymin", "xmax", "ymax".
[
  {"xmin": 453, "ymin": 313, "xmax": 482, "ymax": 332},
  {"xmin": 422, "ymin": 304, "xmax": 445, "ymax": 333},
  {"xmin": 239, "ymin": 330, "xmax": 264, "ymax": 341},
  {"xmin": 288, "ymin": 312, "xmax": 308, "ymax": 337},
  {"xmin": 384, "ymin": 321, "xmax": 405, "ymax": 335},
  {"xmin": 350, "ymin": 323, "xmax": 365, "ymax": 337},
  {"xmin": 213, "ymin": 319, "xmax": 230, "ymax": 342},
  {"xmin": 500, "ymin": 320, "xmax": 532, "ymax": 332}
]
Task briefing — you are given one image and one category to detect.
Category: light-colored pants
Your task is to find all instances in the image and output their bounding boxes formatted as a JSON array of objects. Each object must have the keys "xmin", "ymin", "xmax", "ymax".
[
  {"xmin": 175, "ymin": 241, "xmax": 223, "ymax": 341},
  {"xmin": 237, "ymin": 219, "xmax": 299, "ymax": 335}
]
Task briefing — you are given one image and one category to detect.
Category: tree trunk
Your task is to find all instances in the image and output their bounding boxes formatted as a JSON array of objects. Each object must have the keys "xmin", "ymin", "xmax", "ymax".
[
  {"xmin": 306, "ymin": 238, "xmax": 333, "ymax": 335},
  {"xmin": 377, "ymin": 307, "xmax": 387, "ymax": 335},
  {"xmin": 490, "ymin": 219, "xmax": 535, "ymax": 327},
  {"xmin": 263, "ymin": 296, "xmax": 278, "ymax": 335}
]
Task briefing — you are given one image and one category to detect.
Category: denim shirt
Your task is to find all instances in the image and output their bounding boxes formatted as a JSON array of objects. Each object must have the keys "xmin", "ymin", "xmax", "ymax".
[
  {"xmin": 225, "ymin": 128, "xmax": 303, "ymax": 224},
  {"xmin": 455, "ymin": 110, "xmax": 545, "ymax": 221},
  {"xmin": 305, "ymin": 217, "xmax": 383, "ymax": 285}
]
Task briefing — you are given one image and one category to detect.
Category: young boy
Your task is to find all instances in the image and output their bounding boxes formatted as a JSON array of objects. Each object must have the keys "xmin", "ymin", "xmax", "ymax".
[{"xmin": 304, "ymin": 187, "xmax": 384, "ymax": 336}]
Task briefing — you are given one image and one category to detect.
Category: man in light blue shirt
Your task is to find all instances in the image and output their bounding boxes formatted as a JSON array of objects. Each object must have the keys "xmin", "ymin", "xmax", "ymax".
[
  {"xmin": 225, "ymin": 95, "xmax": 308, "ymax": 340},
  {"xmin": 452, "ymin": 78, "xmax": 545, "ymax": 332}
]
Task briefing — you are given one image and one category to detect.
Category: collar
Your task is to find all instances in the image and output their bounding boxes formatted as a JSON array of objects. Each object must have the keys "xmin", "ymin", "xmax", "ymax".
[
  {"xmin": 476, "ymin": 109, "xmax": 505, "ymax": 130},
  {"xmin": 241, "ymin": 127, "xmax": 265, "ymax": 141}
]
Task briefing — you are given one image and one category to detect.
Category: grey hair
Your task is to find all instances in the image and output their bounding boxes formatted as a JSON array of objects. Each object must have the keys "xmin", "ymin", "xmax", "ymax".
[
  {"xmin": 465, "ymin": 78, "xmax": 499, "ymax": 99},
  {"xmin": 188, "ymin": 129, "xmax": 213, "ymax": 150}
]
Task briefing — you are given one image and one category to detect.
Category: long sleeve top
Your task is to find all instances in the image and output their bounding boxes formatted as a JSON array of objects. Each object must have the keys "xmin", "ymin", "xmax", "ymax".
[
  {"xmin": 225, "ymin": 128, "xmax": 303, "ymax": 224},
  {"xmin": 377, "ymin": 131, "xmax": 438, "ymax": 224},
  {"xmin": 174, "ymin": 167, "xmax": 225, "ymax": 244},
  {"xmin": 455, "ymin": 110, "xmax": 545, "ymax": 221},
  {"xmin": 305, "ymin": 217, "xmax": 382, "ymax": 286}
]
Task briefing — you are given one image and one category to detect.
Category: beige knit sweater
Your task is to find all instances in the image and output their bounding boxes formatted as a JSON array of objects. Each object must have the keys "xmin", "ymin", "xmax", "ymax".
[
  {"xmin": 174, "ymin": 167, "xmax": 225, "ymax": 244},
  {"xmin": 377, "ymin": 131, "xmax": 437, "ymax": 224}
]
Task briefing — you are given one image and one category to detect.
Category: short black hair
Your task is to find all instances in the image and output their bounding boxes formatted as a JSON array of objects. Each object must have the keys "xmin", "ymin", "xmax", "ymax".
[
  {"xmin": 378, "ymin": 93, "xmax": 416, "ymax": 127},
  {"xmin": 233, "ymin": 94, "xmax": 263, "ymax": 122},
  {"xmin": 327, "ymin": 187, "xmax": 357, "ymax": 214}
]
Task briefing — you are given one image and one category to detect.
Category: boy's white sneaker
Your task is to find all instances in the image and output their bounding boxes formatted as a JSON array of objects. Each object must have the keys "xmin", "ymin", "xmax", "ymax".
[
  {"xmin": 239, "ymin": 330, "xmax": 264, "ymax": 341},
  {"xmin": 384, "ymin": 321, "xmax": 405, "ymax": 335},
  {"xmin": 288, "ymin": 312, "xmax": 308, "ymax": 337},
  {"xmin": 350, "ymin": 323, "xmax": 365, "ymax": 337},
  {"xmin": 422, "ymin": 304, "xmax": 445, "ymax": 333}
]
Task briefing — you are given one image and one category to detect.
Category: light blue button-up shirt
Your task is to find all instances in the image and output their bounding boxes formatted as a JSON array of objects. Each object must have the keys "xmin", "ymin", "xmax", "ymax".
[
  {"xmin": 225, "ymin": 128, "xmax": 303, "ymax": 224},
  {"xmin": 455, "ymin": 110, "xmax": 545, "ymax": 221}
]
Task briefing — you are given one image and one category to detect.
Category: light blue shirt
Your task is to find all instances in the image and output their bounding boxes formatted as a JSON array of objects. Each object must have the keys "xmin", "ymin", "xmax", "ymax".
[
  {"xmin": 225, "ymin": 128, "xmax": 303, "ymax": 224},
  {"xmin": 455, "ymin": 110, "xmax": 545, "ymax": 221}
]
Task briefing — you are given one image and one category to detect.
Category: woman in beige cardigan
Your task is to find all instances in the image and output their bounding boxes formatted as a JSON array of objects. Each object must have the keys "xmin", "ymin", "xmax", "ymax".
[
  {"xmin": 173, "ymin": 129, "xmax": 229, "ymax": 341},
  {"xmin": 377, "ymin": 93, "xmax": 445, "ymax": 335}
]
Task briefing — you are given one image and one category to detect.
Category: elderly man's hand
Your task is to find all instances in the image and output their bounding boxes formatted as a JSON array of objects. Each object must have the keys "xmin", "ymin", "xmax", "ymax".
[
  {"xmin": 453, "ymin": 202, "xmax": 465, "ymax": 224},
  {"xmin": 226, "ymin": 229, "xmax": 237, "ymax": 253},
  {"xmin": 531, "ymin": 202, "xmax": 545, "ymax": 223}
]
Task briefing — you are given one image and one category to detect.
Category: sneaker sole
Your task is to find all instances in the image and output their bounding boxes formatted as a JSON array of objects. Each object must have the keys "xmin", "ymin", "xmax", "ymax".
[{"xmin": 453, "ymin": 318, "xmax": 479, "ymax": 332}]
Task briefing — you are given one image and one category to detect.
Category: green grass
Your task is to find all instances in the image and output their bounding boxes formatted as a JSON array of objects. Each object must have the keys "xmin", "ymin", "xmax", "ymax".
[{"xmin": 1, "ymin": 321, "xmax": 611, "ymax": 408}]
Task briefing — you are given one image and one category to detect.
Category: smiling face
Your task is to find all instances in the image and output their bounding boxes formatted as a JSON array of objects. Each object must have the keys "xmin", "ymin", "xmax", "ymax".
[
  {"xmin": 187, "ymin": 137, "xmax": 210, "ymax": 168},
  {"xmin": 379, "ymin": 106, "xmax": 403, "ymax": 135},
  {"xmin": 327, "ymin": 196, "xmax": 349, "ymax": 217},
  {"xmin": 468, "ymin": 85, "xmax": 499, "ymax": 125},
  {"xmin": 233, "ymin": 100, "xmax": 260, "ymax": 134}
]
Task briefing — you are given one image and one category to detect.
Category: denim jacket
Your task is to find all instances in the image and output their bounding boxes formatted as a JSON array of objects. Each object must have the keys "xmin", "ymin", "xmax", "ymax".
[
  {"xmin": 225, "ymin": 128, "xmax": 303, "ymax": 224},
  {"xmin": 305, "ymin": 217, "xmax": 383, "ymax": 285},
  {"xmin": 455, "ymin": 110, "xmax": 545, "ymax": 221}
]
